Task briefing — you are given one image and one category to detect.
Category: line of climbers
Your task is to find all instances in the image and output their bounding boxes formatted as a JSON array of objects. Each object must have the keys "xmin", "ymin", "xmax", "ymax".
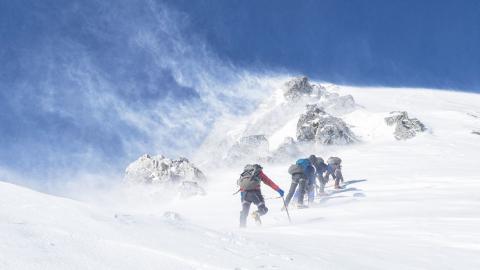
[{"xmin": 237, "ymin": 155, "xmax": 344, "ymax": 228}]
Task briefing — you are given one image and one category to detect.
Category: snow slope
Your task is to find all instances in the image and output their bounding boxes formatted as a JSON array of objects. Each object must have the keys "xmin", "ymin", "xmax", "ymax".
[
  {"xmin": 0, "ymin": 181, "xmax": 307, "ymax": 269},
  {"xmin": 2, "ymin": 84, "xmax": 480, "ymax": 269}
]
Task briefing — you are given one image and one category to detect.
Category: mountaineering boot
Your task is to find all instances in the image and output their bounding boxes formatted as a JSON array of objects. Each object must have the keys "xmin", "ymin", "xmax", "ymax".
[{"xmin": 251, "ymin": 211, "xmax": 262, "ymax": 225}]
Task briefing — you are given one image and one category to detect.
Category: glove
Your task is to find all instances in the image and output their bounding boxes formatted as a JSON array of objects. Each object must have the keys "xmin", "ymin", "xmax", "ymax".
[{"xmin": 277, "ymin": 189, "xmax": 285, "ymax": 197}]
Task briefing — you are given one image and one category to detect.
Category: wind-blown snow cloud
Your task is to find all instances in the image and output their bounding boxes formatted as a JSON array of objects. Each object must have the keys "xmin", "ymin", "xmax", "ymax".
[{"xmin": 0, "ymin": 0, "xmax": 282, "ymax": 189}]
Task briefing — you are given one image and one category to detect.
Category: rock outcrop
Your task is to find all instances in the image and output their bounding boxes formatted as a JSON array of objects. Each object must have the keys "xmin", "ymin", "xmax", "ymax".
[
  {"xmin": 197, "ymin": 76, "xmax": 360, "ymax": 167},
  {"xmin": 283, "ymin": 76, "xmax": 356, "ymax": 114},
  {"xmin": 296, "ymin": 104, "xmax": 357, "ymax": 144},
  {"xmin": 270, "ymin": 137, "xmax": 301, "ymax": 162},
  {"xmin": 283, "ymin": 76, "xmax": 314, "ymax": 101},
  {"xmin": 385, "ymin": 111, "xmax": 426, "ymax": 140},
  {"xmin": 226, "ymin": 135, "xmax": 269, "ymax": 162},
  {"xmin": 322, "ymin": 92, "xmax": 356, "ymax": 114},
  {"xmin": 125, "ymin": 154, "xmax": 206, "ymax": 197}
]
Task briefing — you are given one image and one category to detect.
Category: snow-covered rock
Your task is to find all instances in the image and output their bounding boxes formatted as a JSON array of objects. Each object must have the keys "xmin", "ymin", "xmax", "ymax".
[
  {"xmin": 226, "ymin": 135, "xmax": 269, "ymax": 163},
  {"xmin": 472, "ymin": 130, "xmax": 480, "ymax": 136},
  {"xmin": 296, "ymin": 104, "xmax": 358, "ymax": 144},
  {"xmin": 282, "ymin": 76, "xmax": 356, "ymax": 114},
  {"xmin": 162, "ymin": 211, "xmax": 183, "ymax": 222},
  {"xmin": 195, "ymin": 76, "xmax": 358, "ymax": 167},
  {"xmin": 283, "ymin": 76, "xmax": 314, "ymax": 101},
  {"xmin": 385, "ymin": 111, "xmax": 426, "ymax": 140},
  {"xmin": 270, "ymin": 137, "xmax": 301, "ymax": 161},
  {"xmin": 322, "ymin": 92, "xmax": 356, "ymax": 114},
  {"xmin": 125, "ymin": 154, "xmax": 206, "ymax": 197}
]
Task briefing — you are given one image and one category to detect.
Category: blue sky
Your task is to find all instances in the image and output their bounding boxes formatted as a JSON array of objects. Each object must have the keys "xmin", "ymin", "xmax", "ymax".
[
  {"xmin": 166, "ymin": 0, "xmax": 480, "ymax": 90},
  {"xmin": 1, "ymin": 0, "xmax": 479, "ymax": 187}
]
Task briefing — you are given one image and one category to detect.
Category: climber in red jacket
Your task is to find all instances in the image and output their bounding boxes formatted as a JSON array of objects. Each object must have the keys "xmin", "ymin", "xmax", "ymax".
[{"xmin": 237, "ymin": 164, "xmax": 284, "ymax": 227}]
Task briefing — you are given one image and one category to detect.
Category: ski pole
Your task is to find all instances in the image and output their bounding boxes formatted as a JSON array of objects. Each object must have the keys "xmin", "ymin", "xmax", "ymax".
[{"xmin": 281, "ymin": 196, "xmax": 292, "ymax": 224}]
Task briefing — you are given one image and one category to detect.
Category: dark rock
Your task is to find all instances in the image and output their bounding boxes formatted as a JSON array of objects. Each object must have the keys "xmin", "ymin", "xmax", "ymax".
[
  {"xmin": 283, "ymin": 76, "xmax": 314, "ymax": 101},
  {"xmin": 467, "ymin": 113, "xmax": 479, "ymax": 119}
]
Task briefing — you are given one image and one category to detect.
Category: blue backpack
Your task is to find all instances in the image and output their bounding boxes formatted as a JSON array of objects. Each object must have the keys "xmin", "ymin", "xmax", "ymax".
[{"xmin": 296, "ymin": 159, "xmax": 311, "ymax": 171}]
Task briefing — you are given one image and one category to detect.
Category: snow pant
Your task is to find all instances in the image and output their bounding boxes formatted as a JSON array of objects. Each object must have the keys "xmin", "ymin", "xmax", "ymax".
[
  {"xmin": 239, "ymin": 190, "xmax": 268, "ymax": 227},
  {"xmin": 307, "ymin": 174, "xmax": 316, "ymax": 203},
  {"xmin": 307, "ymin": 182, "xmax": 315, "ymax": 203},
  {"xmin": 293, "ymin": 177, "xmax": 315, "ymax": 204},
  {"xmin": 317, "ymin": 174, "xmax": 328, "ymax": 193},
  {"xmin": 284, "ymin": 173, "xmax": 307, "ymax": 207},
  {"xmin": 326, "ymin": 164, "xmax": 343, "ymax": 188}
]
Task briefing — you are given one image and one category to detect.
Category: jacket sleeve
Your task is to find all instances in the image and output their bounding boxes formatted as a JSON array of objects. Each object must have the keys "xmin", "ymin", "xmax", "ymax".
[
  {"xmin": 318, "ymin": 164, "xmax": 327, "ymax": 175},
  {"xmin": 258, "ymin": 171, "xmax": 280, "ymax": 191}
]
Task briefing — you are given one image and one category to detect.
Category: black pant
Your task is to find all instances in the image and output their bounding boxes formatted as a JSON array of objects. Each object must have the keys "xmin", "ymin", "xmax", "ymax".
[
  {"xmin": 284, "ymin": 173, "xmax": 307, "ymax": 207},
  {"xmin": 240, "ymin": 190, "xmax": 268, "ymax": 227}
]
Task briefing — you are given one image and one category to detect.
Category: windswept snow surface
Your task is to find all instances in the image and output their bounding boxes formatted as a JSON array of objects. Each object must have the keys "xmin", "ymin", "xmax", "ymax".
[{"xmin": 2, "ymin": 86, "xmax": 480, "ymax": 269}]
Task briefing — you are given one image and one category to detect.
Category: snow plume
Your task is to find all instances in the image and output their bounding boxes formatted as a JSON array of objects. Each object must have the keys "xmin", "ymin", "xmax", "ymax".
[{"xmin": 0, "ymin": 0, "xmax": 283, "ymax": 192}]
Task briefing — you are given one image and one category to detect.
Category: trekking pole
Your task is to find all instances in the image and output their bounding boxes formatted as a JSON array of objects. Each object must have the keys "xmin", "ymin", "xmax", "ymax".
[
  {"xmin": 281, "ymin": 196, "xmax": 292, "ymax": 224},
  {"xmin": 264, "ymin": 196, "xmax": 282, "ymax": 200}
]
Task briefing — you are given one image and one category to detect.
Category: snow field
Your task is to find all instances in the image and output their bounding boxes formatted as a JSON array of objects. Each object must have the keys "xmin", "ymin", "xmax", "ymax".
[{"xmin": 2, "ymin": 85, "xmax": 480, "ymax": 269}]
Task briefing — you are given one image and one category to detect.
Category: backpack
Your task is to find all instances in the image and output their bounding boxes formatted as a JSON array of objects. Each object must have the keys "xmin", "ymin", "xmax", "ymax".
[
  {"xmin": 316, "ymin": 157, "xmax": 325, "ymax": 165},
  {"xmin": 327, "ymin": 157, "xmax": 342, "ymax": 165},
  {"xmin": 288, "ymin": 164, "xmax": 304, "ymax": 175},
  {"xmin": 296, "ymin": 158, "xmax": 312, "ymax": 171},
  {"xmin": 237, "ymin": 164, "xmax": 262, "ymax": 190}
]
